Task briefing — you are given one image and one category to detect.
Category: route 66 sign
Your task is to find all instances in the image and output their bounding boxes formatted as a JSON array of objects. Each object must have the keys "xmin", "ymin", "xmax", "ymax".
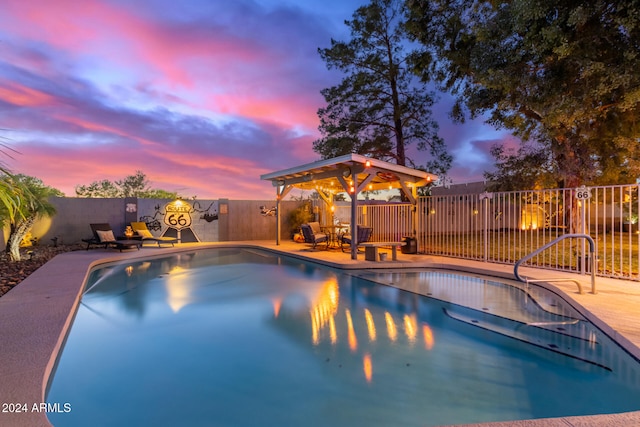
[
  {"xmin": 575, "ymin": 185, "xmax": 592, "ymax": 200},
  {"xmin": 164, "ymin": 199, "xmax": 192, "ymax": 230}
]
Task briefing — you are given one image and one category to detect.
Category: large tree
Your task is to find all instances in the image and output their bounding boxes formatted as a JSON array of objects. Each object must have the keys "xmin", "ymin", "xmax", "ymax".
[
  {"xmin": 483, "ymin": 142, "xmax": 558, "ymax": 191},
  {"xmin": 405, "ymin": 0, "xmax": 640, "ymax": 189},
  {"xmin": 1, "ymin": 174, "xmax": 61, "ymax": 261},
  {"xmin": 313, "ymin": 0, "xmax": 451, "ymax": 175},
  {"xmin": 75, "ymin": 171, "xmax": 178, "ymax": 199}
]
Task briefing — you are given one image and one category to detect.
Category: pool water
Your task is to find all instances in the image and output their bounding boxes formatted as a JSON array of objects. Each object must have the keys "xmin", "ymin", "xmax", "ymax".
[{"xmin": 47, "ymin": 248, "xmax": 640, "ymax": 427}]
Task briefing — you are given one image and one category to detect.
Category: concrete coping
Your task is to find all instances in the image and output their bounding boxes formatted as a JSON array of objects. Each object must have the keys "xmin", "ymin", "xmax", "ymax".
[{"xmin": 1, "ymin": 242, "xmax": 639, "ymax": 427}]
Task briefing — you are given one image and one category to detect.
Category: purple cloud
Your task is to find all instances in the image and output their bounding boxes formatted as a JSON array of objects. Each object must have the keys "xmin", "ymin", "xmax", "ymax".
[{"xmin": 0, "ymin": 0, "xmax": 509, "ymax": 199}]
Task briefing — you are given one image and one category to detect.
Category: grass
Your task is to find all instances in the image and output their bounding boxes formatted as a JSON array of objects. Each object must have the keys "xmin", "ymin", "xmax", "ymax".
[{"xmin": 423, "ymin": 230, "xmax": 640, "ymax": 280}]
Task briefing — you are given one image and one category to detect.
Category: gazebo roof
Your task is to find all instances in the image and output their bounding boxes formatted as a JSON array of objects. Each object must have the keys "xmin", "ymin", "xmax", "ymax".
[
  {"xmin": 261, "ymin": 154, "xmax": 437, "ymax": 256},
  {"xmin": 260, "ymin": 154, "xmax": 437, "ymax": 195}
]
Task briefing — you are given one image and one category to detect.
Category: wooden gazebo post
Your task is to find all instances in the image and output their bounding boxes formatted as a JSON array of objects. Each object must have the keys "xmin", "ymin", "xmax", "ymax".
[
  {"xmin": 337, "ymin": 163, "xmax": 375, "ymax": 260},
  {"xmin": 274, "ymin": 181, "xmax": 292, "ymax": 245}
]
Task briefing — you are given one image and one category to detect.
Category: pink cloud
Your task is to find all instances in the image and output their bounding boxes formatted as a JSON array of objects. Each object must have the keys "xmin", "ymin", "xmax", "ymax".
[
  {"xmin": 53, "ymin": 115, "xmax": 162, "ymax": 149},
  {"xmin": 6, "ymin": 135, "xmax": 280, "ymax": 200},
  {"xmin": 0, "ymin": 0, "xmax": 506, "ymax": 202},
  {"xmin": 210, "ymin": 92, "xmax": 323, "ymax": 131},
  {"xmin": 1, "ymin": 0, "xmax": 127, "ymax": 56},
  {"xmin": 1, "ymin": 0, "xmax": 330, "ymax": 129},
  {"xmin": 0, "ymin": 80, "xmax": 56, "ymax": 107}
]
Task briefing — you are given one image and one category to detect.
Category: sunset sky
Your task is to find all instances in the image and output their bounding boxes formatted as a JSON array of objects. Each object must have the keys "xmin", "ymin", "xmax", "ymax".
[{"xmin": 0, "ymin": 0, "xmax": 513, "ymax": 200}]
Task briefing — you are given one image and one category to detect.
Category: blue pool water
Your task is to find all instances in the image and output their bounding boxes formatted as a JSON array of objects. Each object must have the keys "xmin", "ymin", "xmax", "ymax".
[{"xmin": 47, "ymin": 248, "xmax": 640, "ymax": 426}]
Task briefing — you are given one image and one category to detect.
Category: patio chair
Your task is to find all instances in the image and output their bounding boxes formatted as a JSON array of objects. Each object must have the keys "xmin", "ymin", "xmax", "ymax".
[
  {"xmin": 300, "ymin": 223, "xmax": 328, "ymax": 249},
  {"xmin": 340, "ymin": 226, "xmax": 373, "ymax": 252},
  {"xmin": 130, "ymin": 222, "xmax": 178, "ymax": 247},
  {"xmin": 85, "ymin": 223, "xmax": 141, "ymax": 252}
]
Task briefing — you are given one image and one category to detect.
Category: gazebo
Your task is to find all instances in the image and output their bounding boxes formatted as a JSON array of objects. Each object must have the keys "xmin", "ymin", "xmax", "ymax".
[{"xmin": 261, "ymin": 154, "xmax": 438, "ymax": 260}]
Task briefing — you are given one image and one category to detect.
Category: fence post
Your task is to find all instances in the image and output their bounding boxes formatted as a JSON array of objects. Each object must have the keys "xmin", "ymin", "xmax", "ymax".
[
  {"xmin": 479, "ymin": 192, "xmax": 492, "ymax": 262},
  {"xmin": 581, "ymin": 198, "xmax": 586, "ymax": 274},
  {"xmin": 575, "ymin": 186, "xmax": 592, "ymax": 275}
]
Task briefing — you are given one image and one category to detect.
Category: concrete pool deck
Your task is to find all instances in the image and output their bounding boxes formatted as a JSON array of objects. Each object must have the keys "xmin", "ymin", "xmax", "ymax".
[{"xmin": 1, "ymin": 241, "xmax": 640, "ymax": 427}]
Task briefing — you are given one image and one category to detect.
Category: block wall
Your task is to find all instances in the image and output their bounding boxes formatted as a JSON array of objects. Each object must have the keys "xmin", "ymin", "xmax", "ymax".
[{"xmin": 1, "ymin": 197, "xmax": 305, "ymax": 249}]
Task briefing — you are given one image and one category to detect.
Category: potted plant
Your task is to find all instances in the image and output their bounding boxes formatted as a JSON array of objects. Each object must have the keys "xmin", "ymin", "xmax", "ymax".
[{"xmin": 286, "ymin": 203, "xmax": 313, "ymax": 241}]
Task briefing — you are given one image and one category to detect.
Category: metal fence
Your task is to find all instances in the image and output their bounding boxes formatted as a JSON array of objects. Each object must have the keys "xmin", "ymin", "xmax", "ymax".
[
  {"xmin": 418, "ymin": 184, "xmax": 640, "ymax": 281},
  {"xmin": 313, "ymin": 183, "xmax": 640, "ymax": 281}
]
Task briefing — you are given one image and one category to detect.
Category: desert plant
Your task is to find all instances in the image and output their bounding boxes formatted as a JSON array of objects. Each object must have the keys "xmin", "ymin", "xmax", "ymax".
[
  {"xmin": 1, "ymin": 174, "xmax": 61, "ymax": 261},
  {"xmin": 286, "ymin": 203, "xmax": 313, "ymax": 238}
]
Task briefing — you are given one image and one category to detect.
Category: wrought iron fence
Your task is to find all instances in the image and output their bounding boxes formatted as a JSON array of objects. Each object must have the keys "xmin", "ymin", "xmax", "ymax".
[
  {"xmin": 418, "ymin": 184, "xmax": 640, "ymax": 281},
  {"xmin": 311, "ymin": 184, "xmax": 639, "ymax": 281}
]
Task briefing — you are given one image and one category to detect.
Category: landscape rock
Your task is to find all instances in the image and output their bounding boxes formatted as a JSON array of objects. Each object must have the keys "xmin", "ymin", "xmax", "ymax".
[{"xmin": 0, "ymin": 244, "xmax": 85, "ymax": 298}]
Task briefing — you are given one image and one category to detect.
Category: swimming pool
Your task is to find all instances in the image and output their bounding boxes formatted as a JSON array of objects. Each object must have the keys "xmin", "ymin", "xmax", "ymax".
[{"xmin": 46, "ymin": 248, "xmax": 640, "ymax": 426}]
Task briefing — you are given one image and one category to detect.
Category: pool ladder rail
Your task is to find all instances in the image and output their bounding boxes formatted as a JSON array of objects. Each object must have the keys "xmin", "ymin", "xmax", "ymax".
[{"xmin": 514, "ymin": 233, "xmax": 597, "ymax": 295}]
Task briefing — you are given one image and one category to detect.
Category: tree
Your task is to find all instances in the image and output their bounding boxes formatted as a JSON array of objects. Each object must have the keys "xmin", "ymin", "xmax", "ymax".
[
  {"xmin": 0, "ymin": 135, "xmax": 20, "ymax": 220},
  {"xmin": 0, "ymin": 174, "xmax": 61, "ymax": 261},
  {"xmin": 405, "ymin": 0, "xmax": 640, "ymax": 189},
  {"xmin": 313, "ymin": 0, "xmax": 452, "ymax": 176},
  {"xmin": 0, "ymin": 167, "xmax": 17, "ymax": 221},
  {"xmin": 75, "ymin": 171, "xmax": 178, "ymax": 199},
  {"xmin": 484, "ymin": 142, "xmax": 558, "ymax": 192},
  {"xmin": 74, "ymin": 179, "xmax": 120, "ymax": 198}
]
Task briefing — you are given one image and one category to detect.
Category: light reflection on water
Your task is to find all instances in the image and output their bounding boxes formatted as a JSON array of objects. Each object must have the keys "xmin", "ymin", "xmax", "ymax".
[{"xmin": 47, "ymin": 248, "xmax": 640, "ymax": 427}]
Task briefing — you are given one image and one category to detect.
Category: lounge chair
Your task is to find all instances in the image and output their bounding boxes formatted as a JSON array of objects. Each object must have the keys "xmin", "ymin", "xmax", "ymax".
[
  {"xmin": 300, "ymin": 222, "xmax": 328, "ymax": 249},
  {"xmin": 340, "ymin": 226, "xmax": 373, "ymax": 252},
  {"xmin": 130, "ymin": 222, "xmax": 178, "ymax": 247},
  {"xmin": 84, "ymin": 223, "xmax": 141, "ymax": 252}
]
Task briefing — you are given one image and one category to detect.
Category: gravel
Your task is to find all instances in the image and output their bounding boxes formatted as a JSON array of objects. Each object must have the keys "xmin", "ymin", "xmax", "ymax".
[{"xmin": 0, "ymin": 244, "xmax": 85, "ymax": 298}]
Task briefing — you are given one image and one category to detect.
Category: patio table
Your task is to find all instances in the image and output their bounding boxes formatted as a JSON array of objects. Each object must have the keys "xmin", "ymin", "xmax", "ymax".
[{"xmin": 321, "ymin": 224, "xmax": 349, "ymax": 248}]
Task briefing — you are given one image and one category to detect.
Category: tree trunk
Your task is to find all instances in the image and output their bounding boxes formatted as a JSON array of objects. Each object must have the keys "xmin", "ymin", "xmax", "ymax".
[
  {"xmin": 6, "ymin": 216, "xmax": 35, "ymax": 262},
  {"xmin": 563, "ymin": 188, "xmax": 583, "ymax": 234},
  {"xmin": 554, "ymin": 136, "xmax": 585, "ymax": 234}
]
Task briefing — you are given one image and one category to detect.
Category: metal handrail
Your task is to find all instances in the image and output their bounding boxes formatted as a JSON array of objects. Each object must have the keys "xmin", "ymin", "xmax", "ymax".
[{"xmin": 514, "ymin": 234, "xmax": 597, "ymax": 294}]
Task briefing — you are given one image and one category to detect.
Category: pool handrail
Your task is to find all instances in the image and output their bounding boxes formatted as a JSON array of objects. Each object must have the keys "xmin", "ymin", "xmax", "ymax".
[{"xmin": 514, "ymin": 233, "xmax": 597, "ymax": 294}]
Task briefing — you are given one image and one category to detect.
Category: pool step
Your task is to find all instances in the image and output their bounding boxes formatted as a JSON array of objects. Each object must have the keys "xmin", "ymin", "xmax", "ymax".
[{"xmin": 443, "ymin": 306, "xmax": 610, "ymax": 370}]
